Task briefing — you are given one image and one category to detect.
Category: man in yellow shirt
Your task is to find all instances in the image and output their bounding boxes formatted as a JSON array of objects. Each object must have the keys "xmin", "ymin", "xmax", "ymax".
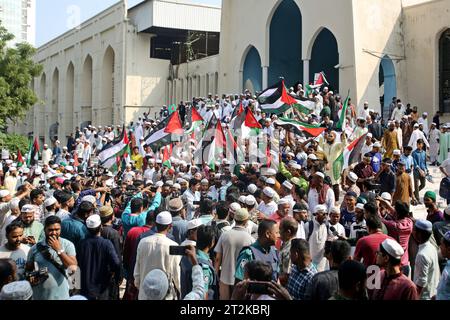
[{"xmin": 131, "ymin": 147, "xmax": 144, "ymax": 171}]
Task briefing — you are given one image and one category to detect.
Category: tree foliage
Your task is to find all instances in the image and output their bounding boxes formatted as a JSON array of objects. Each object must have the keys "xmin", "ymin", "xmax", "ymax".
[
  {"xmin": 0, "ymin": 133, "xmax": 29, "ymax": 155},
  {"xmin": 0, "ymin": 22, "xmax": 43, "ymax": 130}
]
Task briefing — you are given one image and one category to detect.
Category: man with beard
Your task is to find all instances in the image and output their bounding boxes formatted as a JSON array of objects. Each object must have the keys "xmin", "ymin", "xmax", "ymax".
[
  {"xmin": 19, "ymin": 205, "xmax": 44, "ymax": 247},
  {"xmin": 382, "ymin": 121, "xmax": 400, "ymax": 159},
  {"xmin": 423, "ymin": 191, "xmax": 444, "ymax": 223},
  {"xmin": 4, "ymin": 166, "xmax": 18, "ymax": 195},
  {"xmin": 392, "ymin": 162, "xmax": 416, "ymax": 205},
  {"xmin": 0, "ymin": 221, "xmax": 30, "ymax": 279},
  {"xmin": 207, "ymin": 174, "xmax": 222, "ymax": 201},
  {"xmin": 26, "ymin": 215, "xmax": 77, "ymax": 300},
  {"xmin": 320, "ymin": 130, "xmax": 346, "ymax": 201},
  {"xmin": 429, "ymin": 123, "xmax": 440, "ymax": 165},
  {"xmin": 307, "ymin": 172, "xmax": 335, "ymax": 214}
]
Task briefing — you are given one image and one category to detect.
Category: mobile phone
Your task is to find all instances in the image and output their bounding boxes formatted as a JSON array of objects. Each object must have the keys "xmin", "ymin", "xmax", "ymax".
[
  {"xmin": 193, "ymin": 201, "xmax": 201, "ymax": 205},
  {"xmin": 169, "ymin": 246, "xmax": 187, "ymax": 256},
  {"xmin": 247, "ymin": 282, "xmax": 270, "ymax": 295}
]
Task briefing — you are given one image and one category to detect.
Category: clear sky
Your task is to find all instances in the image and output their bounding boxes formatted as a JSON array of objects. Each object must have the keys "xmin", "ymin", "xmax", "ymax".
[{"xmin": 36, "ymin": 0, "xmax": 222, "ymax": 47}]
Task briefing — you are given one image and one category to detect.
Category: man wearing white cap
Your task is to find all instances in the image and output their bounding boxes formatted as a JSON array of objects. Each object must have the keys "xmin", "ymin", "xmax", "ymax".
[
  {"xmin": 408, "ymin": 123, "xmax": 429, "ymax": 151},
  {"xmin": 382, "ymin": 122, "xmax": 400, "ymax": 159},
  {"xmin": 307, "ymin": 172, "xmax": 335, "ymax": 215},
  {"xmin": 418, "ymin": 112, "xmax": 429, "ymax": 135},
  {"xmin": 41, "ymin": 144, "xmax": 53, "ymax": 166},
  {"xmin": 279, "ymin": 180, "xmax": 295, "ymax": 213},
  {"xmin": 77, "ymin": 214, "xmax": 121, "ymax": 300},
  {"xmin": 3, "ymin": 166, "xmax": 18, "ymax": 195},
  {"xmin": 429, "ymin": 122, "xmax": 440, "ymax": 165},
  {"xmin": 412, "ymin": 220, "xmax": 440, "ymax": 300},
  {"xmin": 360, "ymin": 133, "xmax": 373, "ymax": 162},
  {"xmin": 180, "ymin": 219, "xmax": 203, "ymax": 247},
  {"xmin": 304, "ymin": 205, "xmax": 329, "ymax": 272},
  {"xmin": 257, "ymin": 187, "xmax": 278, "ymax": 219},
  {"xmin": 371, "ymin": 238, "xmax": 418, "ymax": 300},
  {"xmin": 134, "ymin": 211, "xmax": 181, "ymax": 300}
]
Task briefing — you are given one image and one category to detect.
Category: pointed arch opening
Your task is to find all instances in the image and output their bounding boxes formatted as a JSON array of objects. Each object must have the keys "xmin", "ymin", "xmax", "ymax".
[
  {"xmin": 101, "ymin": 46, "xmax": 115, "ymax": 125},
  {"xmin": 379, "ymin": 55, "xmax": 397, "ymax": 120},
  {"xmin": 242, "ymin": 46, "xmax": 262, "ymax": 94}
]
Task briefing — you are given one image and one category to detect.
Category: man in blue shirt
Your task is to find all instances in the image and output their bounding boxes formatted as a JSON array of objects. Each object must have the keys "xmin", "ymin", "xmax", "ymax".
[
  {"xmin": 121, "ymin": 187, "xmax": 162, "ymax": 239},
  {"xmin": 61, "ymin": 201, "xmax": 93, "ymax": 254},
  {"xmin": 369, "ymin": 142, "xmax": 383, "ymax": 173},
  {"xmin": 412, "ymin": 139, "xmax": 428, "ymax": 203},
  {"xmin": 401, "ymin": 146, "xmax": 414, "ymax": 174}
]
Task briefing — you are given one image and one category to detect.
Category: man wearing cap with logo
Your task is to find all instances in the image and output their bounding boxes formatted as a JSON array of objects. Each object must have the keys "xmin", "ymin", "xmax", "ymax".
[
  {"xmin": 371, "ymin": 238, "xmax": 418, "ymax": 300},
  {"xmin": 134, "ymin": 211, "xmax": 181, "ymax": 300},
  {"xmin": 77, "ymin": 214, "xmax": 121, "ymax": 300},
  {"xmin": 307, "ymin": 172, "xmax": 335, "ymax": 215},
  {"xmin": 257, "ymin": 187, "xmax": 278, "ymax": 219},
  {"xmin": 412, "ymin": 220, "xmax": 440, "ymax": 300},
  {"xmin": 214, "ymin": 208, "xmax": 254, "ymax": 300}
]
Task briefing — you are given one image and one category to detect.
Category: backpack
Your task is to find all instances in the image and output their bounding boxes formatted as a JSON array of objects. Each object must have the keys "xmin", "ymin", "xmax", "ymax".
[
  {"xmin": 439, "ymin": 177, "xmax": 450, "ymax": 200},
  {"xmin": 306, "ymin": 221, "xmax": 314, "ymax": 242},
  {"xmin": 180, "ymin": 255, "xmax": 218, "ymax": 300}
]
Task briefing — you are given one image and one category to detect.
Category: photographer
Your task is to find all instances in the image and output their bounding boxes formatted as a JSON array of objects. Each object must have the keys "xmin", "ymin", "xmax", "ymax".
[
  {"xmin": 26, "ymin": 215, "xmax": 77, "ymax": 300},
  {"xmin": 231, "ymin": 261, "xmax": 277, "ymax": 300}
]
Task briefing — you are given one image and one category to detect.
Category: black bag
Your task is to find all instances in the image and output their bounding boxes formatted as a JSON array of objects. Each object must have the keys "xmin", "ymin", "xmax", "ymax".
[{"xmin": 439, "ymin": 177, "xmax": 450, "ymax": 199}]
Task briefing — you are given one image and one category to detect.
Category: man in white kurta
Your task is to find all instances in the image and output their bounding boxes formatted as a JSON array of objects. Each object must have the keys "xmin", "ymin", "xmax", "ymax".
[
  {"xmin": 257, "ymin": 187, "xmax": 278, "ymax": 218},
  {"xmin": 41, "ymin": 144, "xmax": 53, "ymax": 165},
  {"xmin": 134, "ymin": 212, "xmax": 181, "ymax": 300},
  {"xmin": 429, "ymin": 123, "xmax": 440, "ymax": 165},
  {"xmin": 409, "ymin": 125, "xmax": 430, "ymax": 151},
  {"xmin": 304, "ymin": 205, "xmax": 329, "ymax": 272}
]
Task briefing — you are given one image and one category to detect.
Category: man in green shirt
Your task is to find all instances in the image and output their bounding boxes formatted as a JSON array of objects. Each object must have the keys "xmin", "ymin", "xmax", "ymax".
[{"xmin": 19, "ymin": 204, "xmax": 44, "ymax": 246}]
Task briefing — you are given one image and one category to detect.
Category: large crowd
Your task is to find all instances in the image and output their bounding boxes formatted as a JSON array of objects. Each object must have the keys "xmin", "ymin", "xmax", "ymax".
[{"xmin": 0, "ymin": 85, "xmax": 449, "ymax": 301}]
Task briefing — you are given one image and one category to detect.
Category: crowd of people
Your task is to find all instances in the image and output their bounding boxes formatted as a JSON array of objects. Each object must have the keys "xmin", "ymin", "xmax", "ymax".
[{"xmin": 0, "ymin": 85, "xmax": 449, "ymax": 301}]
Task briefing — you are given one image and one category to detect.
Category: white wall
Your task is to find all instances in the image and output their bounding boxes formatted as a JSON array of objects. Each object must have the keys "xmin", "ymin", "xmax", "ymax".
[{"xmin": 403, "ymin": 0, "xmax": 450, "ymax": 119}]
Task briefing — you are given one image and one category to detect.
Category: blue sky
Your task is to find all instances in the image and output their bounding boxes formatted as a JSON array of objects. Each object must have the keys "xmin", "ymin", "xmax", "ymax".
[{"xmin": 36, "ymin": 0, "xmax": 222, "ymax": 47}]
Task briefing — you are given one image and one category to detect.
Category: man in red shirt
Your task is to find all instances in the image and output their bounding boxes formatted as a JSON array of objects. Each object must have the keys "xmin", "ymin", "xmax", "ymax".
[
  {"xmin": 354, "ymin": 216, "xmax": 392, "ymax": 268},
  {"xmin": 269, "ymin": 199, "xmax": 290, "ymax": 224},
  {"xmin": 371, "ymin": 239, "xmax": 418, "ymax": 300}
]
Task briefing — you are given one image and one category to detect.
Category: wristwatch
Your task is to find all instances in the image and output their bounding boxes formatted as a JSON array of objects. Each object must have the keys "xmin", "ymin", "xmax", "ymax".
[{"xmin": 57, "ymin": 249, "xmax": 65, "ymax": 256}]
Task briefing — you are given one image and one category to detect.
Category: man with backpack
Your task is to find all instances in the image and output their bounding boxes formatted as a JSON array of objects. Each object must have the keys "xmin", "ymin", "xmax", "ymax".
[{"xmin": 304, "ymin": 205, "xmax": 329, "ymax": 272}]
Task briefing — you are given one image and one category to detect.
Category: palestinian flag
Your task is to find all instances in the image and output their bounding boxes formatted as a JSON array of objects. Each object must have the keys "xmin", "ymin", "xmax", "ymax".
[
  {"xmin": 162, "ymin": 144, "xmax": 173, "ymax": 168},
  {"xmin": 206, "ymin": 121, "xmax": 227, "ymax": 170},
  {"xmin": 305, "ymin": 84, "xmax": 322, "ymax": 97},
  {"xmin": 336, "ymin": 90, "xmax": 350, "ymax": 130},
  {"xmin": 231, "ymin": 103, "xmax": 246, "ymax": 131},
  {"xmin": 314, "ymin": 72, "xmax": 329, "ymax": 86},
  {"xmin": 26, "ymin": 137, "xmax": 39, "ymax": 167},
  {"xmin": 185, "ymin": 106, "xmax": 204, "ymax": 134},
  {"xmin": 231, "ymin": 102, "xmax": 244, "ymax": 120},
  {"xmin": 273, "ymin": 118, "xmax": 326, "ymax": 138},
  {"xmin": 258, "ymin": 80, "xmax": 314, "ymax": 115},
  {"xmin": 143, "ymin": 111, "xmax": 183, "ymax": 152},
  {"xmin": 98, "ymin": 125, "xmax": 130, "ymax": 171},
  {"xmin": 241, "ymin": 108, "xmax": 262, "ymax": 138},
  {"xmin": 17, "ymin": 149, "xmax": 24, "ymax": 167},
  {"xmin": 333, "ymin": 133, "xmax": 368, "ymax": 181}
]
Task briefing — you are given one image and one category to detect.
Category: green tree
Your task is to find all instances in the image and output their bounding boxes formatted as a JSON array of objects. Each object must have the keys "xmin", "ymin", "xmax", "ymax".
[{"xmin": 0, "ymin": 22, "xmax": 43, "ymax": 131}]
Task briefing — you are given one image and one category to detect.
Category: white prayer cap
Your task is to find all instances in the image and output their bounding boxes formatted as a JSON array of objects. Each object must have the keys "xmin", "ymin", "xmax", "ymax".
[
  {"xmin": 265, "ymin": 168, "xmax": 277, "ymax": 176},
  {"xmin": 21, "ymin": 204, "xmax": 36, "ymax": 213},
  {"xmin": 380, "ymin": 239, "xmax": 404, "ymax": 260},
  {"xmin": 282, "ymin": 180, "xmax": 293, "ymax": 190},
  {"xmin": 0, "ymin": 280, "xmax": 33, "ymax": 300},
  {"xmin": 265, "ymin": 178, "xmax": 276, "ymax": 185},
  {"xmin": 156, "ymin": 211, "xmax": 172, "ymax": 225},
  {"xmin": 247, "ymin": 184, "xmax": 257, "ymax": 194},
  {"xmin": 140, "ymin": 269, "xmax": 169, "ymax": 300},
  {"xmin": 356, "ymin": 203, "xmax": 365, "ymax": 210},
  {"xmin": 263, "ymin": 187, "xmax": 276, "ymax": 198},
  {"xmin": 34, "ymin": 168, "xmax": 42, "ymax": 175},
  {"xmin": 201, "ymin": 179, "xmax": 209, "ymax": 185},
  {"xmin": 381, "ymin": 192, "xmax": 392, "ymax": 201},
  {"xmin": 155, "ymin": 181, "xmax": 164, "ymax": 188},
  {"xmin": 229, "ymin": 202, "xmax": 241, "ymax": 212},
  {"xmin": 315, "ymin": 172, "xmax": 325, "ymax": 179},
  {"xmin": 86, "ymin": 214, "xmax": 101, "ymax": 229},
  {"xmin": 366, "ymin": 133, "xmax": 373, "ymax": 138},
  {"xmin": 348, "ymin": 172, "xmax": 358, "ymax": 183},
  {"xmin": 393, "ymin": 150, "xmax": 401, "ymax": 156},
  {"xmin": 314, "ymin": 205, "xmax": 327, "ymax": 213},
  {"xmin": 245, "ymin": 195, "xmax": 257, "ymax": 206},
  {"xmin": 44, "ymin": 197, "xmax": 57, "ymax": 207},
  {"xmin": 278, "ymin": 198, "xmax": 290, "ymax": 206},
  {"xmin": 173, "ymin": 183, "xmax": 181, "ymax": 190},
  {"xmin": 81, "ymin": 195, "xmax": 96, "ymax": 204},
  {"xmin": 0, "ymin": 190, "xmax": 10, "ymax": 198},
  {"xmin": 308, "ymin": 154, "xmax": 318, "ymax": 160},
  {"xmin": 373, "ymin": 142, "xmax": 382, "ymax": 148},
  {"xmin": 238, "ymin": 195, "xmax": 247, "ymax": 203},
  {"xmin": 187, "ymin": 219, "xmax": 203, "ymax": 230}
]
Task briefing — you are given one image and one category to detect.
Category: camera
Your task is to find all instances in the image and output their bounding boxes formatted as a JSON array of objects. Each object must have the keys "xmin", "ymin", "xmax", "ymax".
[
  {"xmin": 169, "ymin": 246, "xmax": 188, "ymax": 256},
  {"xmin": 25, "ymin": 267, "xmax": 49, "ymax": 286}
]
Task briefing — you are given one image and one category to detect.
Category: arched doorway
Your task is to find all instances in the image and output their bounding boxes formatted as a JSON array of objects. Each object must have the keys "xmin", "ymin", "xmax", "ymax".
[
  {"xmin": 269, "ymin": 0, "xmax": 302, "ymax": 87},
  {"xmin": 101, "ymin": 46, "xmax": 115, "ymax": 126},
  {"xmin": 65, "ymin": 62, "xmax": 75, "ymax": 139},
  {"xmin": 82, "ymin": 55, "xmax": 93, "ymax": 126},
  {"xmin": 309, "ymin": 28, "xmax": 339, "ymax": 90},
  {"xmin": 242, "ymin": 46, "xmax": 262, "ymax": 94},
  {"xmin": 379, "ymin": 55, "xmax": 397, "ymax": 120},
  {"xmin": 439, "ymin": 29, "xmax": 450, "ymax": 113}
]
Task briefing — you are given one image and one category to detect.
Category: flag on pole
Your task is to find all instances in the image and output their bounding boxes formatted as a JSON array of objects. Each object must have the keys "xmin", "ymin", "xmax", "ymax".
[
  {"xmin": 168, "ymin": 104, "xmax": 178, "ymax": 115},
  {"xmin": 162, "ymin": 144, "xmax": 173, "ymax": 168},
  {"xmin": 333, "ymin": 133, "xmax": 368, "ymax": 181},
  {"xmin": 273, "ymin": 118, "xmax": 326, "ymax": 137},
  {"xmin": 143, "ymin": 111, "xmax": 183, "ymax": 152},
  {"xmin": 241, "ymin": 108, "xmax": 263, "ymax": 138},
  {"xmin": 17, "ymin": 149, "xmax": 24, "ymax": 167},
  {"xmin": 98, "ymin": 125, "xmax": 130, "ymax": 171},
  {"xmin": 185, "ymin": 106, "xmax": 204, "ymax": 135},
  {"xmin": 26, "ymin": 137, "xmax": 39, "ymax": 167},
  {"xmin": 314, "ymin": 72, "xmax": 329, "ymax": 86},
  {"xmin": 336, "ymin": 90, "xmax": 351, "ymax": 130}
]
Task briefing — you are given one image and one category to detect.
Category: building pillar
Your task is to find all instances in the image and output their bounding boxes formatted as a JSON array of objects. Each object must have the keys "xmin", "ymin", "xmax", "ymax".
[
  {"xmin": 303, "ymin": 59, "xmax": 310, "ymax": 86},
  {"xmin": 239, "ymin": 70, "xmax": 244, "ymax": 93},
  {"xmin": 262, "ymin": 66, "xmax": 268, "ymax": 89}
]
